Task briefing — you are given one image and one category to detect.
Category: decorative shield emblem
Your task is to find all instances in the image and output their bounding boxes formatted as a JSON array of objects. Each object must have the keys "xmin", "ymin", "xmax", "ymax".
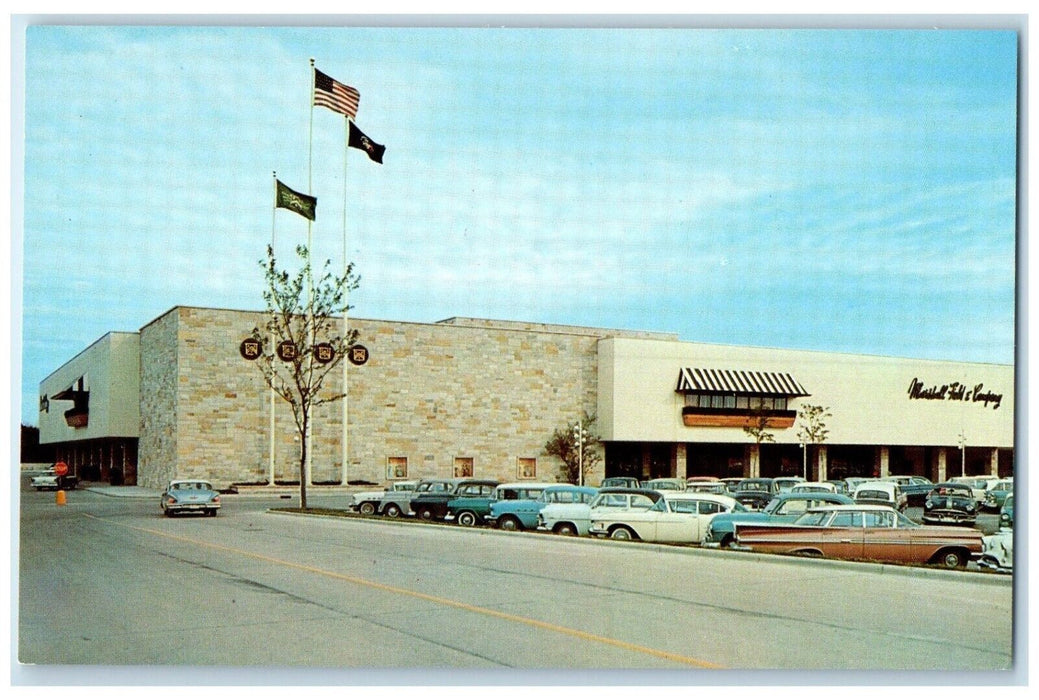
[
  {"xmin": 314, "ymin": 343, "xmax": 335, "ymax": 364},
  {"xmin": 277, "ymin": 340, "xmax": 298, "ymax": 362},
  {"xmin": 239, "ymin": 338, "xmax": 263, "ymax": 360},
  {"xmin": 348, "ymin": 344, "xmax": 369, "ymax": 366}
]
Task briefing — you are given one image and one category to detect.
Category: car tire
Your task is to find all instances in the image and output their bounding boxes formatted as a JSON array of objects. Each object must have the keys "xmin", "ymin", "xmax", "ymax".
[
  {"xmin": 554, "ymin": 522, "xmax": 577, "ymax": 536},
  {"xmin": 383, "ymin": 503, "xmax": 402, "ymax": 518},
  {"xmin": 498, "ymin": 515, "xmax": 521, "ymax": 531},
  {"xmin": 417, "ymin": 507, "xmax": 434, "ymax": 521},
  {"xmin": 358, "ymin": 502, "xmax": 376, "ymax": 516},
  {"xmin": 609, "ymin": 525, "xmax": 636, "ymax": 541},
  {"xmin": 720, "ymin": 534, "xmax": 736, "ymax": 549},
  {"xmin": 934, "ymin": 549, "xmax": 967, "ymax": 569},
  {"xmin": 456, "ymin": 511, "xmax": 478, "ymax": 527}
]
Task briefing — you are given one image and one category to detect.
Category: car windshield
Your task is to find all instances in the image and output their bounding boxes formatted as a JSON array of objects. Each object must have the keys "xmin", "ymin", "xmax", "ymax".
[
  {"xmin": 792, "ymin": 511, "xmax": 831, "ymax": 526},
  {"xmin": 934, "ymin": 486, "xmax": 971, "ymax": 497},
  {"xmin": 176, "ymin": 482, "xmax": 210, "ymax": 491},
  {"xmin": 857, "ymin": 490, "xmax": 891, "ymax": 500}
]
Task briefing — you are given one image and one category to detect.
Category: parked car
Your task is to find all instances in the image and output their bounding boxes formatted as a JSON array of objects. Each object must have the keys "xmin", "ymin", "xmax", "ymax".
[
  {"xmin": 824, "ymin": 480, "xmax": 849, "ymax": 494},
  {"xmin": 774, "ymin": 476, "xmax": 806, "ymax": 493},
  {"xmin": 411, "ymin": 478, "xmax": 499, "ymax": 520},
  {"xmin": 999, "ymin": 493, "xmax": 1014, "ymax": 528},
  {"xmin": 922, "ymin": 482, "xmax": 979, "ymax": 526},
  {"xmin": 160, "ymin": 479, "xmax": 221, "ymax": 517},
  {"xmin": 949, "ymin": 476, "xmax": 1000, "ymax": 505},
  {"xmin": 349, "ymin": 480, "xmax": 418, "ymax": 516},
  {"xmin": 881, "ymin": 475, "xmax": 935, "ymax": 507},
  {"xmin": 30, "ymin": 467, "xmax": 79, "ymax": 491},
  {"xmin": 982, "ymin": 479, "xmax": 1014, "ymax": 512},
  {"xmin": 686, "ymin": 481, "xmax": 730, "ymax": 495},
  {"xmin": 600, "ymin": 476, "xmax": 640, "ymax": 489},
  {"xmin": 448, "ymin": 482, "xmax": 553, "ymax": 526},
  {"xmin": 488, "ymin": 484, "xmax": 598, "ymax": 531},
  {"xmin": 538, "ymin": 498, "xmax": 595, "ymax": 536},
  {"xmin": 978, "ymin": 528, "xmax": 1013, "ymax": 572},
  {"xmin": 640, "ymin": 478, "xmax": 687, "ymax": 493},
  {"xmin": 703, "ymin": 492, "xmax": 855, "ymax": 548},
  {"xmin": 720, "ymin": 477, "xmax": 745, "ymax": 493},
  {"xmin": 790, "ymin": 481, "xmax": 837, "ymax": 494},
  {"xmin": 734, "ymin": 504, "xmax": 983, "ymax": 568},
  {"xmin": 843, "ymin": 477, "xmax": 872, "ymax": 494},
  {"xmin": 853, "ymin": 481, "xmax": 907, "ymax": 512},
  {"xmin": 379, "ymin": 478, "xmax": 453, "ymax": 518},
  {"xmin": 587, "ymin": 488, "xmax": 727, "ymax": 543},
  {"xmin": 732, "ymin": 478, "xmax": 778, "ymax": 510}
]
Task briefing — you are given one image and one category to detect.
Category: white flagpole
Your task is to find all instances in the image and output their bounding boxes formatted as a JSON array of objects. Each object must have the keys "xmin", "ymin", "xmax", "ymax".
[
  {"xmin": 269, "ymin": 171, "xmax": 278, "ymax": 487},
  {"xmin": 341, "ymin": 116, "xmax": 350, "ymax": 487},
  {"xmin": 305, "ymin": 59, "xmax": 316, "ymax": 490}
]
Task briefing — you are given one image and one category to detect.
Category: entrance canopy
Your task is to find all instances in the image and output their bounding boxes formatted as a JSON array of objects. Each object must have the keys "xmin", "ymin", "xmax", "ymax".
[{"xmin": 675, "ymin": 367, "xmax": 809, "ymax": 397}]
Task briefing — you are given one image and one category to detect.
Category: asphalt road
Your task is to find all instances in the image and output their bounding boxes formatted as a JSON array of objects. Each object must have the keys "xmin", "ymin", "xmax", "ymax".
[{"xmin": 16, "ymin": 485, "xmax": 1015, "ymax": 682}]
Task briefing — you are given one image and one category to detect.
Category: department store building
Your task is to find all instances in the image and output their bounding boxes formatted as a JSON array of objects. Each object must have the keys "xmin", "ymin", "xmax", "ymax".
[{"xmin": 37, "ymin": 306, "xmax": 1015, "ymax": 489}]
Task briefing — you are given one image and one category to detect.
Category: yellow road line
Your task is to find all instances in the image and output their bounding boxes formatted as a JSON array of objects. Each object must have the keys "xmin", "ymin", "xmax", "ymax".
[{"xmin": 83, "ymin": 513, "xmax": 725, "ymax": 669}]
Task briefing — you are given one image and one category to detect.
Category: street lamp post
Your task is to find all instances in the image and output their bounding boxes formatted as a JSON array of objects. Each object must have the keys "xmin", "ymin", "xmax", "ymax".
[
  {"xmin": 958, "ymin": 431, "xmax": 967, "ymax": 477},
  {"xmin": 800, "ymin": 442, "xmax": 807, "ymax": 480},
  {"xmin": 573, "ymin": 422, "xmax": 586, "ymax": 487}
]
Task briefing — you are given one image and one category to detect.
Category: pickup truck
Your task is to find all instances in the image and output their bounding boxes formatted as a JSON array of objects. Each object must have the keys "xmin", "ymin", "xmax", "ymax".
[{"xmin": 349, "ymin": 480, "xmax": 419, "ymax": 515}]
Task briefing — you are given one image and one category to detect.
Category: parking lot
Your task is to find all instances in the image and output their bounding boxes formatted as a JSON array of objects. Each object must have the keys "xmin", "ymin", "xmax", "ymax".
[{"xmin": 17, "ymin": 481, "xmax": 1014, "ymax": 674}]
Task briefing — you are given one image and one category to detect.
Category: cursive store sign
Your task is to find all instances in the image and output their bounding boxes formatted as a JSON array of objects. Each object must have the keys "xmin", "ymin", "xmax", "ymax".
[{"xmin": 907, "ymin": 378, "xmax": 1003, "ymax": 410}]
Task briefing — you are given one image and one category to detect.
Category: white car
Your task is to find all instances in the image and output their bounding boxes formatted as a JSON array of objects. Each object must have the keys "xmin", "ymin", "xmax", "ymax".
[
  {"xmin": 979, "ymin": 529, "xmax": 1013, "ymax": 572},
  {"xmin": 537, "ymin": 501, "xmax": 593, "ymax": 536},
  {"xmin": 350, "ymin": 480, "xmax": 418, "ymax": 515},
  {"xmin": 588, "ymin": 489, "xmax": 740, "ymax": 543},
  {"xmin": 853, "ymin": 481, "xmax": 907, "ymax": 511},
  {"xmin": 790, "ymin": 481, "xmax": 837, "ymax": 494},
  {"xmin": 950, "ymin": 476, "xmax": 1000, "ymax": 505}
]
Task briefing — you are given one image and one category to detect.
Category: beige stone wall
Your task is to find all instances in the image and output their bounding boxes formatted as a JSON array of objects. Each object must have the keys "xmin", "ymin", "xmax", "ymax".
[
  {"xmin": 137, "ymin": 307, "xmax": 637, "ymax": 489},
  {"xmin": 138, "ymin": 310, "xmax": 180, "ymax": 488}
]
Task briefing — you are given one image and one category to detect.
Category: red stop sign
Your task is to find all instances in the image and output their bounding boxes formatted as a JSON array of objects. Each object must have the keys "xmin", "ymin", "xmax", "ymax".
[{"xmin": 53, "ymin": 461, "xmax": 69, "ymax": 477}]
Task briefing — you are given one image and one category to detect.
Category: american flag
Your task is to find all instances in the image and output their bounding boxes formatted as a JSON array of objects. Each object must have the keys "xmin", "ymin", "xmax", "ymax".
[{"xmin": 313, "ymin": 68, "xmax": 360, "ymax": 118}]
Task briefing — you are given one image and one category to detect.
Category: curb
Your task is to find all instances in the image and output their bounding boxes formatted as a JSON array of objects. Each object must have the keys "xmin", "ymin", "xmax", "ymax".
[{"xmin": 264, "ymin": 508, "xmax": 1013, "ymax": 586}]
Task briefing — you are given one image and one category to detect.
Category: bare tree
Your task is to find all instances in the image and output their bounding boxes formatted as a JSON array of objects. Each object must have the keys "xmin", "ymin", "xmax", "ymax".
[
  {"xmin": 249, "ymin": 244, "xmax": 359, "ymax": 509},
  {"xmin": 742, "ymin": 404, "xmax": 777, "ymax": 445},
  {"xmin": 796, "ymin": 404, "xmax": 832, "ymax": 478},
  {"xmin": 544, "ymin": 412, "xmax": 601, "ymax": 484}
]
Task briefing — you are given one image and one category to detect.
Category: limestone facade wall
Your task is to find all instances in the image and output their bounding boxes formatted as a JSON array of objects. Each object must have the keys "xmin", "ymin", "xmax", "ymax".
[
  {"xmin": 137, "ymin": 307, "xmax": 651, "ymax": 489},
  {"xmin": 138, "ymin": 310, "xmax": 180, "ymax": 488}
]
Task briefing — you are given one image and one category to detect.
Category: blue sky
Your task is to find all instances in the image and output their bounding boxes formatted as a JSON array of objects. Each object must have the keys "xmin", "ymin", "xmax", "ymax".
[{"xmin": 14, "ymin": 24, "xmax": 1019, "ymax": 425}]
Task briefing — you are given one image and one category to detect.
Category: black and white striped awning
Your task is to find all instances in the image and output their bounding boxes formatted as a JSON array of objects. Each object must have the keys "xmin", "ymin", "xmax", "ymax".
[{"xmin": 675, "ymin": 368, "xmax": 809, "ymax": 397}]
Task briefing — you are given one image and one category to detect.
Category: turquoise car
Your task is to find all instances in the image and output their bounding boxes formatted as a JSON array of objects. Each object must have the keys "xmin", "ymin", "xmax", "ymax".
[
  {"xmin": 447, "ymin": 482, "xmax": 554, "ymax": 527},
  {"xmin": 999, "ymin": 493, "xmax": 1014, "ymax": 528},
  {"xmin": 487, "ymin": 484, "xmax": 599, "ymax": 531},
  {"xmin": 703, "ymin": 492, "xmax": 854, "ymax": 548},
  {"xmin": 983, "ymin": 479, "xmax": 1014, "ymax": 511}
]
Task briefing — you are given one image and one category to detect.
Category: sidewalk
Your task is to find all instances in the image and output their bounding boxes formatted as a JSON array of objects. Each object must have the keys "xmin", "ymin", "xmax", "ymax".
[{"xmin": 81, "ymin": 483, "xmax": 360, "ymax": 499}]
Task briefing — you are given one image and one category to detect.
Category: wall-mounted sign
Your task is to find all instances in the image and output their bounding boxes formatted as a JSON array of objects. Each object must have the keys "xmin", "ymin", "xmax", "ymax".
[
  {"xmin": 277, "ymin": 340, "xmax": 298, "ymax": 362},
  {"xmin": 314, "ymin": 342, "xmax": 335, "ymax": 364},
  {"xmin": 239, "ymin": 338, "xmax": 262, "ymax": 360},
  {"xmin": 39, "ymin": 394, "xmax": 49, "ymax": 413},
  {"xmin": 348, "ymin": 344, "xmax": 369, "ymax": 366},
  {"xmin": 907, "ymin": 377, "xmax": 1003, "ymax": 410}
]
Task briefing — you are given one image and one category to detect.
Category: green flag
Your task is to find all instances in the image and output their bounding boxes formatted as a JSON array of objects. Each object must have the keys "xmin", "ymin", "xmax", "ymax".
[{"xmin": 275, "ymin": 179, "xmax": 316, "ymax": 221}]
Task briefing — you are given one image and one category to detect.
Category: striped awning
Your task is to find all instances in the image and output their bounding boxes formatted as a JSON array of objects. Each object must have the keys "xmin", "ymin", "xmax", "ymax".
[{"xmin": 675, "ymin": 367, "xmax": 809, "ymax": 397}]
